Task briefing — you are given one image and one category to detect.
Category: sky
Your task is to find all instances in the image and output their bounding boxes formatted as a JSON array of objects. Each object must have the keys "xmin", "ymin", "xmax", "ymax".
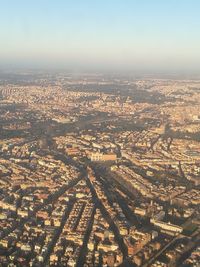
[{"xmin": 0, "ymin": 0, "xmax": 200, "ymax": 73}]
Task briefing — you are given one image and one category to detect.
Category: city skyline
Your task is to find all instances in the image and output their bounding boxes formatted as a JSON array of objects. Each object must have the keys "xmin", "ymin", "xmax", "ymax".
[{"xmin": 0, "ymin": 2, "xmax": 200, "ymax": 266}]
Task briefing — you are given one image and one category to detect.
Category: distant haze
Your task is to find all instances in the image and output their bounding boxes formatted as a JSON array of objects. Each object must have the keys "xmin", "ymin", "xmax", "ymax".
[{"xmin": 1, "ymin": 0, "xmax": 200, "ymax": 73}]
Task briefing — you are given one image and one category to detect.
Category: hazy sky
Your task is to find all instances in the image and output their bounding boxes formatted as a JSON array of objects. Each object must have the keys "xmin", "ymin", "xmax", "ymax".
[{"xmin": 1, "ymin": 0, "xmax": 200, "ymax": 73}]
